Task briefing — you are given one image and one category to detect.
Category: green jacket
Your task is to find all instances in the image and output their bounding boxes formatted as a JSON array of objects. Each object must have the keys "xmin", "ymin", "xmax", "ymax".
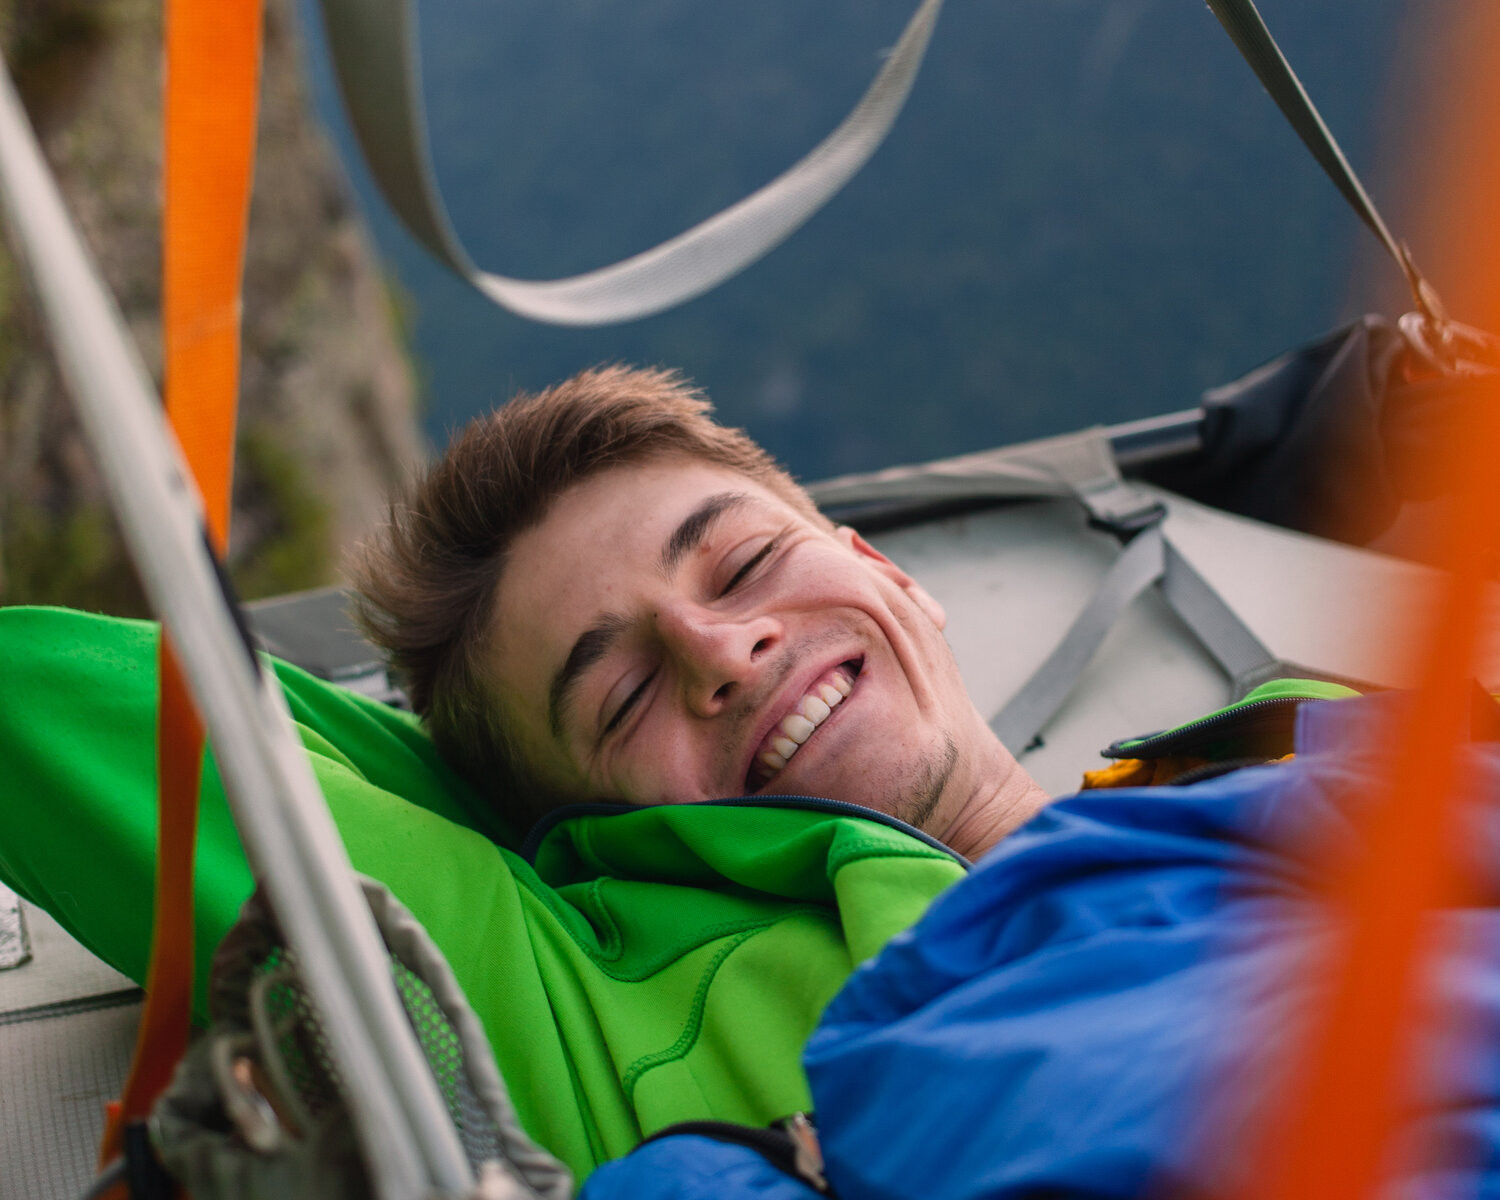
[{"xmin": 0, "ymin": 606, "xmax": 966, "ymax": 1180}]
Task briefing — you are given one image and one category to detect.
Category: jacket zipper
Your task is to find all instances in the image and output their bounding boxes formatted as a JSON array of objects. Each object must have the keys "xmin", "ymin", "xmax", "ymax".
[{"xmin": 1103, "ymin": 696, "xmax": 1314, "ymax": 760}]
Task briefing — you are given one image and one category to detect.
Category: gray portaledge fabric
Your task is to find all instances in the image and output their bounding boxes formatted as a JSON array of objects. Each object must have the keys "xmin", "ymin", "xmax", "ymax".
[
  {"xmin": 153, "ymin": 878, "xmax": 573, "ymax": 1200},
  {"xmin": 855, "ymin": 428, "xmax": 1286, "ymax": 747},
  {"xmin": 1, "ymin": 999, "xmax": 140, "ymax": 1199},
  {"xmin": 809, "ymin": 426, "xmax": 1281, "ymax": 744},
  {"xmin": 0, "ymin": 883, "xmax": 30, "ymax": 970},
  {"xmin": 990, "ymin": 525, "xmax": 1168, "ymax": 752},
  {"xmin": 807, "ymin": 427, "xmax": 1120, "ymax": 510}
]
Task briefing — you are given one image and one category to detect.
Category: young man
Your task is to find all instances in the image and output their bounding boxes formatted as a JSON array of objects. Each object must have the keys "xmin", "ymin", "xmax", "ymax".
[
  {"xmin": 346, "ymin": 365, "xmax": 1500, "ymax": 1200},
  {"xmin": 348, "ymin": 364, "xmax": 1051, "ymax": 858}
]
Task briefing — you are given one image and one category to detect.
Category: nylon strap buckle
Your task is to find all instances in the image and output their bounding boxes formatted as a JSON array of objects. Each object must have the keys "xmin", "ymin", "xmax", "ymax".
[{"xmin": 1077, "ymin": 476, "xmax": 1167, "ymax": 542}]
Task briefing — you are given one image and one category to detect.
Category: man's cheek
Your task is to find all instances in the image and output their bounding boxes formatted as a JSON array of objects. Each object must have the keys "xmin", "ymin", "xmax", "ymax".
[{"xmin": 624, "ymin": 748, "xmax": 695, "ymax": 807}]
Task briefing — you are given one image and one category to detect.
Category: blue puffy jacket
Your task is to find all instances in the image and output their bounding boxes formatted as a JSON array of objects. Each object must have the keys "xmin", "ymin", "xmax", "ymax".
[{"xmin": 584, "ymin": 693, "xmax": 1500, "ymax": 1199}]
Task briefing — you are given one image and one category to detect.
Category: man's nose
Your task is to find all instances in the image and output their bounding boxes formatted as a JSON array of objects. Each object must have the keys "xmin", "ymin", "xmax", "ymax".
[{"xmin": 654, "ymin": 602, "xmax": 781, "ymax": 717}]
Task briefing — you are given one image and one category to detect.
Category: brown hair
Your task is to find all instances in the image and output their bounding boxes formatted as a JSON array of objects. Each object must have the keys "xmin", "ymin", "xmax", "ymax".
[{"xmin": 346, "ymin": 364, "xmax": 819, "ymax": 835}]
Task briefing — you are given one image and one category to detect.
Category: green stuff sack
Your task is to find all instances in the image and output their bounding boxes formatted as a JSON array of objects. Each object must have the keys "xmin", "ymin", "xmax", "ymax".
[{"xmin": 0, "ymin": 606, "xmax": 964, "ymax": 1180}]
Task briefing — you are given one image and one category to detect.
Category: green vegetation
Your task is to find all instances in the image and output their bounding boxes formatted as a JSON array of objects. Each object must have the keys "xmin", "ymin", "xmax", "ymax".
[
  {"xmin": 0, "ymin": 499, "xmax": 145, "ymax": 613},
  {"xmin": 0, "ymin": 0, "xmax": 363, "ymax": 616},
  {"xmin": 0, "ymin": 419, "xmax": 340, "ymax": 613},
  {"xmin": 0, "ymin": 243, "xmax": 148, "ymax": 612},
  {"xmin": 0, "ymin": 0, "xmax": 115, "ymax": 118},
  {"xmin": 381, "ymin": 268, "xmax": 429, "ymax": 419},
  {"xmin": 230, "ymin": 424, "xmax": 334, "ymax": 601}
]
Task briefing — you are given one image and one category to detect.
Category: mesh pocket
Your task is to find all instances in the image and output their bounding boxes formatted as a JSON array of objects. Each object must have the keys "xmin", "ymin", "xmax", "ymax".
[
  {"xmin": 156, "ymin": 879, "xmax": 572, "ymax": 1200},
  {"xmin": 249, "ymin": 956, "xmax": 343, "ymax": 1134},
  {"xmin": 246, "ymin": 943, "xmax": 505, "ymax": 1173},
  {"xmin": 392, "ymin": 956, "xmax": 505, "ymax": 1169}
]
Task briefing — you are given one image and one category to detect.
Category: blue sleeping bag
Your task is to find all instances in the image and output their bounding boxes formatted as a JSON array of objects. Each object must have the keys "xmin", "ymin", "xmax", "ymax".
[{"xmin": 583, "ymin": 693, "xmax": 1500, "ymax": 1199}]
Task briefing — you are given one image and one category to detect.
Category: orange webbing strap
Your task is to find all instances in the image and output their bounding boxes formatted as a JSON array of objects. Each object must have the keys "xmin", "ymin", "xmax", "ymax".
[
  {"xmin": 97, "ymin": 0, "xmax": 264, "ymax": 1176},
  {"xmin": 99, "ymin": 641, "xmax": 206, "ymax": 1169},
  {"xmin": 1236, "ymin": 11, "xmax": 1500, "ymax": 1199},
  {"xmin": 160, "ymin": 0, "xmax": 266, "ymax": 550}
]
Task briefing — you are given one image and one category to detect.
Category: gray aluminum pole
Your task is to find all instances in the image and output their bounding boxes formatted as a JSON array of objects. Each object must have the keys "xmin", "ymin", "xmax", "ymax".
[{"xmin": 0, "ymin": 62, "xmax": 472, "ymax": 1199}]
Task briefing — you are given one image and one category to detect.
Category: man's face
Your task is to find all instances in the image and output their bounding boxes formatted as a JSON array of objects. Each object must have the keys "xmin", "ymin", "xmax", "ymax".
[{"xmin": 488, "ymin": 458, "xmax": 983, "ymax": 832}]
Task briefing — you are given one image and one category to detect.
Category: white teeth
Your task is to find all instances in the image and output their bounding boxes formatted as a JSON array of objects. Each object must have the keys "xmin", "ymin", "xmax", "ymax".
[
  {"xmin": 781, "ymin": 714, "xmax": 815, "ymax": 744},
  {"xmin": 799, "ymin": 694, "xmax": 832, "ymax": 723},
  {"xmin": 753, "ymin": 666, "xmax": 858, "ymax": 785}
]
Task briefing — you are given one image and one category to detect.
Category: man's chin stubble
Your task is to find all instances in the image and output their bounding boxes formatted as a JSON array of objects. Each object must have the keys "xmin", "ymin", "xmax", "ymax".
[{"xmin": 894, "ymin": 732, "xmax": 959, "ymax": 833}]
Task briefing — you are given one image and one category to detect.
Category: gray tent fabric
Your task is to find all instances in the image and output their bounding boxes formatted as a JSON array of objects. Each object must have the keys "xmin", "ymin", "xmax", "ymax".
[
  {"xmin": 1, "ymin": 883, "xmax": 30, "ymax": 970},
  {"xmin": 314, "ymin": 0, "xmax": 943, "ymax": 325},
  {"xmin": 154, "ymin": 878, "xmax": 572, "ymax": 1200},
  {"xmin": 989, "ymin": 525, "xmax": 1168, "ymax": 752},
  {"xmin": 1, "ymin": 903, "xmax": 142, "ymax": 1200},
  {"xmin": 806, "ymin": 428, "xmax": 1121, "ymax": 512},
  {"xmin": 812, "ymin": 429, "xmax": 1281, "ymax": 751}
]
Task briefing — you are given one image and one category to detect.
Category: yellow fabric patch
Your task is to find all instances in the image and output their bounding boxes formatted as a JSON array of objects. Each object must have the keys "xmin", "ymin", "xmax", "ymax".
[
  {"xmin": 1080, "ymin": 758, "xmax": 1158, "ymax": 790},
  {"xmin": 1081, "ymin": 752, "xmax": 1296, "ymax": 791}
]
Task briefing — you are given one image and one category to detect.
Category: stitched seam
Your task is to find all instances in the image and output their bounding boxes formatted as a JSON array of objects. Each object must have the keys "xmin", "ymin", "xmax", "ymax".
[
  {"xmin": 514, "ymin": 875, "xmax": 828, "ymax": 980},
  {"xmin": 824, "ymin": 841, "xmax": 959, "ymax": 876},
  {"xmin": 578, "ymin": 878, "xmax": 624, "ymax": 960},
  {"xmin": 620, "ymin": 927, "xmax": 761, "ymax": 1104},
  {"xmin": 0, "ymin": 986, "xmax": 143, "ymax": 1026}
]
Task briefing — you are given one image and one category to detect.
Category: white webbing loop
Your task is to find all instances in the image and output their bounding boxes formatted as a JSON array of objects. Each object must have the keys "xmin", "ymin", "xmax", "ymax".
[{"xmin": 316, "ymin": 0, "xmax": 944, "ymax": 325}]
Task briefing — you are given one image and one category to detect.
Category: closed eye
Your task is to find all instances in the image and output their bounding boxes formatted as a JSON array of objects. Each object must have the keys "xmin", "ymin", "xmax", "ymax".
[
  {"xmin": 720, "ymin": 536, "xmax": 780, "ymax": 596},
  {"xmin": 603, "ymin": 670, "xmax": 655, "ymax": 738}
]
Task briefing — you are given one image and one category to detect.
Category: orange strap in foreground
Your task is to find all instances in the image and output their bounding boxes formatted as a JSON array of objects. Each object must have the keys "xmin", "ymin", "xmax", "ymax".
[
  {"xmin": 1236, "ymin": 10, "xmax": 1500, "ymax": 1200},
  {"xmin": 98, "ymin": 0, "xmax": 263, "ymax": 1173},
  {"xmin": 161, "ymin": 0, "xmax": 265, "ymax": 550},
  {"xmin": 100, "ymin": 639, "xmax": 206, "ymax": 1167}
]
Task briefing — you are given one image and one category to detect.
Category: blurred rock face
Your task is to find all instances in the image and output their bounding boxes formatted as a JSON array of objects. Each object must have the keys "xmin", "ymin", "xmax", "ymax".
[{"xmin": 0, "ymin": 0, "xmax": 425, "ymax": 612}]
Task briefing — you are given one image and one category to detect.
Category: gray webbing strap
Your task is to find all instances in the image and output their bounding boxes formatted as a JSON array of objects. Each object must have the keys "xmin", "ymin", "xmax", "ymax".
[
  {"xmin": 990, "ymin": 523, "xmax": 1165, "ymax": 751},
  {"xmin": 989, "ymin": 520, "xmax": 1280, "ymax": 753},
  {"xmin": 316, "ymin": 0, "xmax": 943, "ymax": 326},
  {"xmin": 1203, "ymin": 0, "xmax": 1445, "ymax": 325},
  {"xmin": 987, "ymin": 441, "xmax": 1281, "ymax": 751},
  {"xmin": 1159, "ymin": 536, "xmax": 1277, "ymax": 690}
]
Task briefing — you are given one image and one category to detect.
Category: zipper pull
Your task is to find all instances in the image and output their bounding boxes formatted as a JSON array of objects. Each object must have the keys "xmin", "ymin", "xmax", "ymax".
[{"xmin": 781, "ymin": 1111, "xmax": 829, "ymax": 1192}]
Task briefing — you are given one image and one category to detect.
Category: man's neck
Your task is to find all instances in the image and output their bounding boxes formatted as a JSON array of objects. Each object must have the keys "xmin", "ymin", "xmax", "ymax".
[{"xmin": 933, "ymin": 729, "xmax": 1052, "ymax": 860}]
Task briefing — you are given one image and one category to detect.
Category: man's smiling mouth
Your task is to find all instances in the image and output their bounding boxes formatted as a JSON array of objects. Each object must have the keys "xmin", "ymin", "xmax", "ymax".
[{"xmin": 746, "ymin": 658, "xmax": 863, "ymax": 790}]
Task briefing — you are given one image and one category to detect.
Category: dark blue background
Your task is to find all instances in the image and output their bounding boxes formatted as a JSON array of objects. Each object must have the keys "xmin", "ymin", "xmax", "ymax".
[{"xmin": 295, "ymin": 0, "xmax": 1448, "ymax": 480}]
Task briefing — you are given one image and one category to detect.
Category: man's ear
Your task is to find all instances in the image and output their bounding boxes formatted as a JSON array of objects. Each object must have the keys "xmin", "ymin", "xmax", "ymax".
[{"xmin": 836, "ymin": 526, "xmax": 947, "ymax": 630}]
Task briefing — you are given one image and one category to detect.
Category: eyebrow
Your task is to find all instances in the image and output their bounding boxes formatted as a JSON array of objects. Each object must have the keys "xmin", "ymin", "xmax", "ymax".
[
  {"xmin": 548, "ymin": 612, "xmax": 629, "ymax": 739},
  {"xmin": 658, "ymin": 492, "xmax": 749, "ymax": 578},
  {"xmin": 546, "ymin": 491, "xmax": 752, "ymax": 740}
]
